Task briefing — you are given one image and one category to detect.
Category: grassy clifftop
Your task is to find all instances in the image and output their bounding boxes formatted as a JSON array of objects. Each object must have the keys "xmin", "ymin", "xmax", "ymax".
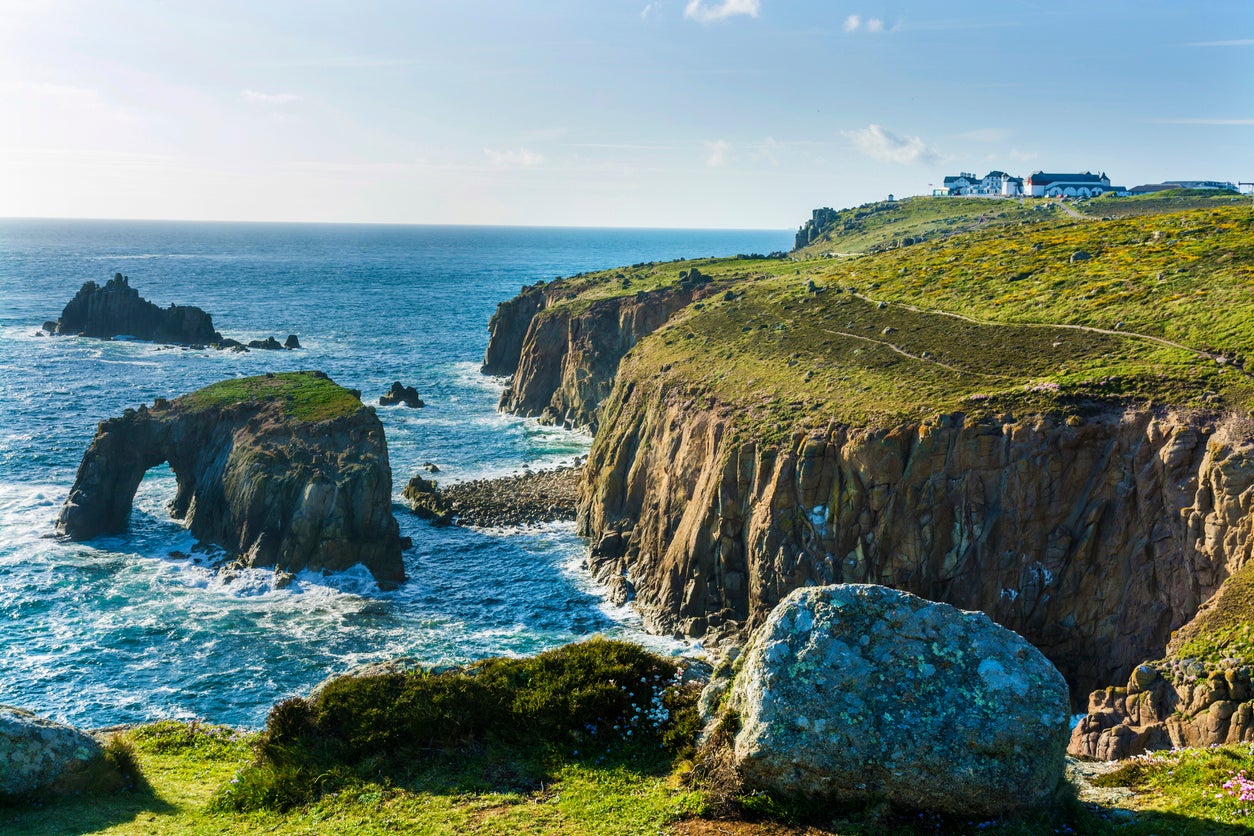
[
  {"xmin": 536, "ymin": 198, "xmax": 1253, "ymax": 436},
  {"xmin": 176, "ymin": 371, "xmax": 363, "ymax": 422}
]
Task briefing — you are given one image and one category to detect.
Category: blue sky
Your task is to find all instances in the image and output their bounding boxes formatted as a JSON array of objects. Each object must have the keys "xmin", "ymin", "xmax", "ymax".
[{"xmin": 1, "ymin": 0, "xmax": 1250, "ymax": 228}]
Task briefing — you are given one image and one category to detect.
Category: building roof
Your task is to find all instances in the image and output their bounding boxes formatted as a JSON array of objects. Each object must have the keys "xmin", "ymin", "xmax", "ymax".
[{"xmin": 1026, "ymin": 171, "xmax": 1109, "ymax": 185}]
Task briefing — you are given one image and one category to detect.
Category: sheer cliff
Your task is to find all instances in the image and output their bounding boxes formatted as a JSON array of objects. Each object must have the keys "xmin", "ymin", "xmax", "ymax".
[{"xmin": 486, "ymin": 197, "xmax": 1254, "ymax": 712}]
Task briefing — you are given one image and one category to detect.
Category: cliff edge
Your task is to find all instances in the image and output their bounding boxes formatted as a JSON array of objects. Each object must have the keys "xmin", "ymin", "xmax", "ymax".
[
  {"xmin": 486, "ymin": 197, "xmax": 1254, "ymax": 713},
  {"xmin": 57, "ymin": 371, "xmax": 405, "ymax": 584}
]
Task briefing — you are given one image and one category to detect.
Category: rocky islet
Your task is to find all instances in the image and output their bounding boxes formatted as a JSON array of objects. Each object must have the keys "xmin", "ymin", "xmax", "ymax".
[
  {"xmin": 44, "ymin": 273, "xmax": 299, "ymax": 352},
  {"xmin": 57, "ymin": 370, "xmax": 406, "ymax": 584}
]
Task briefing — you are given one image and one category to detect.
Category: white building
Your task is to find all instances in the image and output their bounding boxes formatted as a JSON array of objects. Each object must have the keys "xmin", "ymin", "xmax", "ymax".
[
  {"xmin": 940, "ymin": 171, "xmax": 1023, "ymax": 196},
  {"xmin": 1023, "ymin": 171, "xmax": 1121, "ymax": 197}
]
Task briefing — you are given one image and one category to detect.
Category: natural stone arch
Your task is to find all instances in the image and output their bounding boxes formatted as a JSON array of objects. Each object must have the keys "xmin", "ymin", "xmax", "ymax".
[{"xmin": 57, "ymin": 372, "xmax": 405, "ymax": 584}]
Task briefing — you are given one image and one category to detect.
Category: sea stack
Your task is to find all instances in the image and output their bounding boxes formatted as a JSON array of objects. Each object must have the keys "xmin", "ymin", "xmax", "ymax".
[
  {"xmin": 57, "ymin": 371, "xmax": 406, "ymax": 585},
  {"xmin": 48, "ymin": 273, "xmax": 221, "ymax": 345}
]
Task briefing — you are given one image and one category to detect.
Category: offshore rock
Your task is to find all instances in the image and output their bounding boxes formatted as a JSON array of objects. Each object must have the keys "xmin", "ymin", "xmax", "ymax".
[
  {"xmin": 403, "ymin": 474, "xmax": 452, "ymax": 526},
  {"xmin": 716, "ymin": 584, "xmax": 1070, "ymax": 815},
  {"xmin": 403, "ymin": 467, "xmax": 580, "ymax": 528},
  {"xmin": 380, "ymin": 381, "xmax": 425, "ymax": 408},
  {"xmin": 49, "ymin": 273, "xmax": 221, "ymax": 345},
  {"xmin": 57, "ymin": 371, "xmax": 405, "ymax": 584},
  {"xmin": 0, "ymin": 706, "xmax": 105, "ymax": 798}
]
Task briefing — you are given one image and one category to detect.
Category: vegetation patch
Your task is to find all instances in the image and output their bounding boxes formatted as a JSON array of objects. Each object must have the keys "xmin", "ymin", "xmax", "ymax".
[
  {"xmin": 1169, "ymin": 558, "xmax": 1254, "ymax": 666},
  {"xmin": 176, "ymin": 370, "xmax": 362, "ymax": 422},
  {"xmin": 215, "ymin": 638, "xmax": 701, "ymax": 812},
  {"xmin": 1088, "ymin": 743, "xmax": 1254, "ymax": 831}
]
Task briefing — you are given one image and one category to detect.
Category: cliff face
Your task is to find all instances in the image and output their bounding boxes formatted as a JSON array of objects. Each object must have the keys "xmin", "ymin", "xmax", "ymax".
[
  {"xmin": 57, "ymin": 372, "xmax": 405, "ymax": 584},
  {"xmin": 485, "ymin": 279, "xmax": 718, "ymax": 433},
  {"xmin": 51, "ymin": 274, "xmax": 221, "ymax": 345},
  {"xmin": 578, "ymin": 375, "xmax": 1254, "ymax": 703}
]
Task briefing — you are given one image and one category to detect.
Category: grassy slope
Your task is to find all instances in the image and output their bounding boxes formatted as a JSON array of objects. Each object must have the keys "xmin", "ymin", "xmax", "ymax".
[
  {"xmin": 543, "ymin": 198, "xmax": 1253, "ymax": 438},
  {"xmin": 175, "ymin": 370, "xmax": 362, "ymax": 422},
  {"xmin": 6, "ymin": 721, "xmax": 1254, "ymax": 835}
]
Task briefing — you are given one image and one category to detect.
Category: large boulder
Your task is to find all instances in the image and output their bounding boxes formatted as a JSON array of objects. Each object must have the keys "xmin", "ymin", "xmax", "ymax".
[
  {"xmin": 0, "ymin": 706, "xmax": 103, "ymax": 798},
  {"xmin": 714, "ymin": 584, "xmax": 1070, "ymax": 816},
  {"xmin": 57, "ymin": 371, "xmax": 406, "ymax": 585}
]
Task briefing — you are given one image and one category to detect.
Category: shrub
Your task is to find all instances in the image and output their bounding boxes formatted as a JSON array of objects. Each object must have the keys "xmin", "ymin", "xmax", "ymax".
[{"xmin": 216, "ymin": 638, "xmax": 702, "ymax": 811}]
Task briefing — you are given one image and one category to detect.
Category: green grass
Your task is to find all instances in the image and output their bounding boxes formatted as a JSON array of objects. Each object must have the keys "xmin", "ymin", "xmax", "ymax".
[
  {"xmin": 1087, "ymin": 743, "xmax": 1254, "ymax": 833},
  {"xmin": 175, "ymin": 370, "xmax": 362, "ymax": 422},
  {"xmin": 1169, "ymin": 555, "xmax": 1254, "ymax": 666},
  {"xmin": 793, "ymin": 195, "xmax": 1052, "ymax": 257},
  {"xmin": 12, "ymin": 724, "xmax": 1254, "ymax": 834},
  {"xmin": 1074, "ymin": 188, "xmax": 1249, "ymax": 219},
  {"xmin": 583, "ymin": 203, "xmax": 1254, "ymax": 438}
]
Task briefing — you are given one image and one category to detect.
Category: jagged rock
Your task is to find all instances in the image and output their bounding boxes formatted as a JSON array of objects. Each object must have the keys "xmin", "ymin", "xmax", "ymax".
[
  {"xmin": 403, "ymin": 475, "xmax": 452, "ymax": 526},
  {"xmin": 487, "ymin": 282, "xmax": 719, "ymax": 433},
  {"xmin": 57, "ymin": 371, "xmax": 405, "ymax": 584},
  {"xmin": 1070, "ymin": 250, "xmax": 1092, "ymax": 262},
  {"xmin": 0, "ymin": 706, "xmax": 106, "ymax": 798},
  {"xmin": 247, "ymin": 336, "xmax": 283, "ymax": 350},
  {"xmin": 712, "ymin": 585, "xmax": 1070, "ymax": 816},
  {"xmin": 284, "ymin": 334, "xmax": 301, "ymax": 349},
  {"xmin": 579, "ymin": 398, "xmax": 1254, "ymax": 704},
  {"xmin": 42, "ymin": 320, "xmax": 58, "ymax": 333},
  {"xmin": 48, "ymin": 273, "xmax": 221, "ymax": 345},
  {"xmin": 379, "ymin": 382, "xmax": 425, "ymax": 408},
  {"xmin": 422, "ymin": 462, "xmax": 440, "ymax": 473}
]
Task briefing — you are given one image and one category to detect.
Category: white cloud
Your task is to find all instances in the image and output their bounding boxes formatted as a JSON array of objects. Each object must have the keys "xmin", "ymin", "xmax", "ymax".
[
  {"xmin": 1185, "ymin": 39, "xmax": 1254, "ymax": 47},
  {"xmin": 483, "ymin": 148, "xmax": 544, "ymax": 167},
  {"xmin": 684, "ymin": 0, "xmax": 760, "ymax": 23},
  {"xmin": 866, "ymin": 18, "xmax": 884, "ymax": 32},
  {"xmin": 1151, "ymin": 117, "xmax": 1254, "ymax": 125},
  {"xmin": 641, "ymin": 2, "xmax": 658, "ymax": 20},
  {"xmin": 240, "ymin": 89, "xmax": 300, "ymax": 105},
  {"xmin": 843, "ymin": 14, "xmax": 861, "ymax": 32},
  {"xmin": 843, "ymin": 124, "xmax": 941, "ymax": 165},
  {"xmin": 1009, "ymin": 148, "xmax": 1039, "ymax": 162},
  {"xmin": 704, "ymin": 139, "xmax": 732, "ymax": 167}
]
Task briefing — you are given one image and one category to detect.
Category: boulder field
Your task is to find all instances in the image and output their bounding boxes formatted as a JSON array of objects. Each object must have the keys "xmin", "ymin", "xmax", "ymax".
[{"xmin": 57, "ymin": 371, "xmax": 405, "ymax": 584}]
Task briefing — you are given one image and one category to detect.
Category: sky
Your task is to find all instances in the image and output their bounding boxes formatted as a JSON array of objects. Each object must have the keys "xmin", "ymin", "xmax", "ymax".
[{"xmin": 0, "ymin": 0, "xmax": 1250, "ymax": 229}]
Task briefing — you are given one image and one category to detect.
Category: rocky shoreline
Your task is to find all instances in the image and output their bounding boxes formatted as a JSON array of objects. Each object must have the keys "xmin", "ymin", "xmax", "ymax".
[{"xmin": 404, "ymin": 465, "xmax": 582, "ymax": 528}]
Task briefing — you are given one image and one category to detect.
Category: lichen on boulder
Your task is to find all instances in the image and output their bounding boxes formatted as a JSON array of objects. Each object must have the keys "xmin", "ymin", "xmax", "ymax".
[
  {"xmin": 0, "ymin": 706, "xmax": 104, "ymax": 798},
  {"xmin": 709, "ymin": 584, "xmax": 1070, "ymax": 816}
]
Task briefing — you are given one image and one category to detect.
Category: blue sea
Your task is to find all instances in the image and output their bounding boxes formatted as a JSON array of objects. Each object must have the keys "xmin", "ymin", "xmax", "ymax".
[{"xmin": 0, "ymin": 219, "xmax": 791, "ymax": 729}]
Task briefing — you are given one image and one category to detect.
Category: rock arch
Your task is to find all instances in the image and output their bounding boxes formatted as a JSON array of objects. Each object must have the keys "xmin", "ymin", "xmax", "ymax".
[{"xmin": 57, "ymin": 372, "xmax": 405, "ymax": 584}]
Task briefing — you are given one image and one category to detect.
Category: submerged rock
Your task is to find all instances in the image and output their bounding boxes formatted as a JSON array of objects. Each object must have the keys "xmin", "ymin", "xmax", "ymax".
[
  {"xmin": 57, "ymin": 371, "xmax": 405, "ymax": 584},
  {"xmin": 48, "ymin": 273, "xmax": 220, "ymax": 345},
  {"xmin": 379, "ymin": 381, "xmax": 425, "ymax": 408},
  {"xmin": 711, "ymin": 584, "xmax": 1070, "ymax": 816},
  {"xmin": 0, "ymin": 706, "xmax": 104, "ymax": 798}
]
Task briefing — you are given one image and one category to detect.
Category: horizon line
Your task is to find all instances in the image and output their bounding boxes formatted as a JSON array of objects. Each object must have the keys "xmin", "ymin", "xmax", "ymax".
[{"xmin": 0, "ymin": 214, "xmax": 794, "ymax": 234}]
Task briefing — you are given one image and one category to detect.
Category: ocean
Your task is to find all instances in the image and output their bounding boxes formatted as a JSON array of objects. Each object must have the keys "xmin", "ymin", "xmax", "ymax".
[{"xmin": 0, "ymin": 219, "xmax": 792, "ymax": 729}]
